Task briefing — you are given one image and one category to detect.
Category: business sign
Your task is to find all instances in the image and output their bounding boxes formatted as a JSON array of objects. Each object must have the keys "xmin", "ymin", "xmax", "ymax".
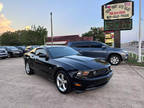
[
  {"xmin": 104, "ymin": 19, "xmax": 132, "ymax": 31},
  {"xmin": 103, "ymin": 1, "xmax": 134, "ymax": 20},
  {"xmin": 105, "ymin": 31, "xmax": 114, "ymax": 44}
]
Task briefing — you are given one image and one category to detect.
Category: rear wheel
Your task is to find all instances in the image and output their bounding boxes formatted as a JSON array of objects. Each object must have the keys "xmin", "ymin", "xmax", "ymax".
[
  {"xmin": 109, "ymin": 54, "xmax": 121, "ymax": 65},
  {"xmin": 55, "ymin": 71, "xmax": 72, "ymax": 94},
  {"xmin": 25, "ymin": 62, "xmax": 34, "ymax": 75}
]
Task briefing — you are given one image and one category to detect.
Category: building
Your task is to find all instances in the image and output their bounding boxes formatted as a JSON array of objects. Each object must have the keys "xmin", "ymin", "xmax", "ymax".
[
  {"xmin": 46, "ymin": 35, "xmax": 93, "ymax": 45},
  {"xmin": 128, "ymin": 41, "xmax": 144, "ymax": 47}
]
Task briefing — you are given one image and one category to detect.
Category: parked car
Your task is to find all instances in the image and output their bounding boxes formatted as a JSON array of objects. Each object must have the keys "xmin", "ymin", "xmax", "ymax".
[
  {"xmin": 24, "ymin": 46, "xmax": 113, "ymax": 94},
  {"xmin": 0, "ymin": 48, "xmax": 8, "ymax": 59},
  {"xmin": 16, "ymin": 46, "xmax": 26, "ymax": 54},
  {"xmin": 25, "ymin": 45, "xmax": 39, "ymax": 53},
  {"xmin": 68, "ymin": 41, "xmax": 128, "ymax": 65},
  {"xmin": 4, "ymin": 46, "xmax": 23, "ymax": 57}
]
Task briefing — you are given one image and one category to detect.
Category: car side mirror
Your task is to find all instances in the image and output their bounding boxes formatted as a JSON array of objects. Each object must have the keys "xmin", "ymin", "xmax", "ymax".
[
  {"xmin": 39, "ymin": 53, "xmax": 48, "ymax": 58},
  {"xmin": 102, "ymin": 46, "xmax": 106, "ymax": 49}
]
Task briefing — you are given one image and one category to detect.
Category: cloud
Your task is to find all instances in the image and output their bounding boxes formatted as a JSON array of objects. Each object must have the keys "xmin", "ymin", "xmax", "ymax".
[
  {"xmin": 0, "ymin": 2, "xmax": 14, "ymax": 34},
  {"xmin": 0, "ymin": 14, "xmax": 15, "ymax": 34},
  {"xmin": 0, "ymin": 3, "xmax": 3, "ymax": 12}
]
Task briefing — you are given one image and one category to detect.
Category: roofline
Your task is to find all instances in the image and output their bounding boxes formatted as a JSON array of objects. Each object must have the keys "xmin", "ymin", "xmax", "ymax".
[{"xmin": 47, "ymin": 34, "xmax": 79, "ymax": 38}]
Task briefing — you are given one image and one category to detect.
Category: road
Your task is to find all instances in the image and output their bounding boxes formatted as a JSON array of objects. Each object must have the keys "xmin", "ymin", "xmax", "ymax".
[{"xmin": 0, "ymin": 58, "xmax": 144, "ymax": 108}]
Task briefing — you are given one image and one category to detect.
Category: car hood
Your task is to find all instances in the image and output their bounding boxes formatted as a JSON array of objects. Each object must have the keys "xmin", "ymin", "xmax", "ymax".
[
  {"xmin": 53, "ymin": 55, "xmax": 110, "ymax": 71},
  {"xmin": 108, "ymin": 47, "xmax": 123, "ymax": 51}
]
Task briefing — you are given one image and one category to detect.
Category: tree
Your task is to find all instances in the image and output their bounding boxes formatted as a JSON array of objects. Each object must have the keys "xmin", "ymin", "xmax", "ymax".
[
  {"xmin": 82, "ymin": 27, "xmax": 105, "ymax": 42},
  {"xmin": 0, "ymin": 25, "xmax": 48, "ymax": 46}
]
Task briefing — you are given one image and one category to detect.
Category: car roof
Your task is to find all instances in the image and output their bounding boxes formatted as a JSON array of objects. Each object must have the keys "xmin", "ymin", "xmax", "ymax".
[
  {"xmin": 37, "ymin": 45, "xmax": 67, "ymax": 49},
  {"xmin": 69, "ymin": 41, "xmax": 93, "ymax": 43}
]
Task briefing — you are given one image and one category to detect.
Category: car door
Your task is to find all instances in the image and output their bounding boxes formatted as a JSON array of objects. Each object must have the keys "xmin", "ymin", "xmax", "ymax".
[
  {"xmin": 87, "ymin": 42, "xmax": 108, "ymax": 59},
  {"xmin": 71, "ymin": 42, "xmax": 91, "ymax": 56},
  {"xmin": 35, "ymin": 48, "xmax": 50, "ymax": 73}
]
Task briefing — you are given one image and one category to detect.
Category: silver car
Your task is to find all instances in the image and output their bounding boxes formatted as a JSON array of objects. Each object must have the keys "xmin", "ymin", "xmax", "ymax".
[
  {"xmin": 68, "ymin": 41, "xmax": 128, "ymax": 65},
  {"xmin": 0, "ymin": 48, "xmax": 8, "ymax": 59}
]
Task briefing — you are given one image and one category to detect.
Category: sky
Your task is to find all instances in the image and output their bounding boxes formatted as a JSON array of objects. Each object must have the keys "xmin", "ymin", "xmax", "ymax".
[{"xmin": 0, "ymin": 0, "xmax": 144, "ymax": 43}]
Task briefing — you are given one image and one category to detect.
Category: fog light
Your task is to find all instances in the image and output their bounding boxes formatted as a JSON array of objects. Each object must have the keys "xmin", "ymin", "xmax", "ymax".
[{"xmin": 74, "ymin": 83, "xmax": 81, "ymax": 87}]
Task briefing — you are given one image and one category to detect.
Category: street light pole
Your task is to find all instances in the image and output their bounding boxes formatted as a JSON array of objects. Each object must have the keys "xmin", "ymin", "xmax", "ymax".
[
  {"xmin": 50, "ymin": 12, "xmax": 53, "ymax": 45},
  {"xmin": 138, "ymin": 0, "xmax": 142, "ymax": 62}
]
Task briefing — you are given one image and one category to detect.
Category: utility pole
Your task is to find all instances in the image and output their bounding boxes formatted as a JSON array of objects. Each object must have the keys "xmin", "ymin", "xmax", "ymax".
[
  {"xmin": 138, "ymin": 0, "xmax": 142, "ymax": 62},
  {"xmin": 50, "ymin": 12, "xmax": 53, "ymax": 45}
]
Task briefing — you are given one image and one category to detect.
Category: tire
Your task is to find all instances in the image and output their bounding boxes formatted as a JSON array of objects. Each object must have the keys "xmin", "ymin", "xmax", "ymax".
[
  {"xmin": 109, "ymin": 54, "xmax": 121, "ymax": 65},
  {"xmin": 55, "ymin": 71, "xmax": 72, "ymax": 94},
  {"xmin": 8, "ymin": 53, "xmax": 13, "ymax": 58},
  {"xmin": 25, "ymin": 62, "xmax": 34, "ymax": 75},
  {"xmin": 1, "ymin": 57, "xmax": 6, "ymax": 59}
]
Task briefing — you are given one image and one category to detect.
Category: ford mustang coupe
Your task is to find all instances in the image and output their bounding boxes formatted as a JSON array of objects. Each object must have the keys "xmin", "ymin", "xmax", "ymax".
[{"xmin": 24, "ymin": 46, "xmax": 113, "ymax": 94}]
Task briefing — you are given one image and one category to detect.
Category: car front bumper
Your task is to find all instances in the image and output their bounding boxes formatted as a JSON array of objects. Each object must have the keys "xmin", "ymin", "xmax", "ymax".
[
  {"xmin": 72, "ymin": 71, "xmax": 113, "ymax": 90},
  {"xmin": 121, "ymin": 53, "xmax": 129, "ymax": 61},
  {"xmin": 0, "ymin": 54, "xmax": 8, "ymax": 58},
  {"xmin": 11, "ymin": 52, "xmax": 23, "ymax": 57}
]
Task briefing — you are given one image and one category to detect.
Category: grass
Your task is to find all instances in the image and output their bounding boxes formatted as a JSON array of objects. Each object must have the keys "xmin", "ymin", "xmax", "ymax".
[{"xmin": 127, "ymin": 53, "xmax": 144, "ymax": 67}]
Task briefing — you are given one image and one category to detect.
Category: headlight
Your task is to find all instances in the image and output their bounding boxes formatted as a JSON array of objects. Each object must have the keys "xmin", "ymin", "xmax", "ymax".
[
  {"xmin": 77, "ymin": 71, "xmax": 89, "ymax": 77},
  {"xmin": 122, "ymin": 50, "xmax": 128, "ymax": 53}
]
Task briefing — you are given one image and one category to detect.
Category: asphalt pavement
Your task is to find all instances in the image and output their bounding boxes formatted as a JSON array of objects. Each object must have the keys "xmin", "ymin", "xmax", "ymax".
[{"xmin": 0, "ymin": 58, "xmax": 144, "ymax": 108}]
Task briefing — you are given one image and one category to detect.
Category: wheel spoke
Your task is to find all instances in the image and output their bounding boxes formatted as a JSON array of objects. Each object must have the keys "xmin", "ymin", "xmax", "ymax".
[
  {"xmin": 63, "ymin": 80, "xmax": 67, "ymax": 84},
  {"xmin": 57, "ymin": 76, "xmax": 63, "ymax": 82},
  {"xmin": 61, "ymin": 74, "xmax": 64, "ymax": 80},
  {"xmin": 62, "ymin": 83, "xmax": 66, "ymax": 90}
]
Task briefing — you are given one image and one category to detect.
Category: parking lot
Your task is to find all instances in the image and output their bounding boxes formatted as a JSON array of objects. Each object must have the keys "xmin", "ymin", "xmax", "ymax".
[{"xmin": 0, "ymin": 58, "xmax": 144, "ymax": 108}]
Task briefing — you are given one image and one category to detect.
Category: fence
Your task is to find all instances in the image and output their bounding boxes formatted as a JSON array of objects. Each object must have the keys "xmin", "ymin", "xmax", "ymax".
[{"xmin": 128, "ymin": 52, "xmax": 144, "ymax": 62}]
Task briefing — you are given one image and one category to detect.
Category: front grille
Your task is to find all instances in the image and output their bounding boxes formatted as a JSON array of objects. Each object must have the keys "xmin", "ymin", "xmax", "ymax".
[
  {"xmin": 88, "ymin": 68, "xmax": 110, "ymax": 78},
  {"xmin": 0, "ymin": 54, "xmax": 7, "ymax": 56},
  {"xmin": 0, "ymin": 51, "xmax": 5, "ymax": 53}
]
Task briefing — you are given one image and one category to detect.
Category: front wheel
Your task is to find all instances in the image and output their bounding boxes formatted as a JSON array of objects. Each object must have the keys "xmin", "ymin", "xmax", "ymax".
[
  {"xmin": 109, "ymin": 54, "xmax": 121, "ymax": 65},
  {"xmin": 55, "ymin": 71, "xmax": 72, "ymax": 94}
]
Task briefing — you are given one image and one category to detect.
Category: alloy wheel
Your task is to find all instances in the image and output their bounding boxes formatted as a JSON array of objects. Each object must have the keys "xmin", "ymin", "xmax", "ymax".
[
  {"xmin": 56, "ymin": 73, "xmax": 68, "ymax": 92},
  {"xmin": 110, "ymin": 56, "xmax": 120, "ymax": 65}
]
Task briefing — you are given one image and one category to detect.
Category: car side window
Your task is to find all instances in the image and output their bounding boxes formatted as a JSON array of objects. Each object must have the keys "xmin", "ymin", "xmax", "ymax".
[
  {"xmin": 72, "ymin": 42, "xmax": 90, "ymax": 48},
  {"xmin": 35, "ymin": 49, "xmax": 47, "ymax": 56},
  {"xmin": 90, "ymin": 42, "xmax": 102, "ymax": 48},
  {"xmin": 35, "ymin": 49, "xmax": 40, "ymax": 55},
  {"xmin": 40, "ymin": 49, "xmax": 47, "ymax": 55}
]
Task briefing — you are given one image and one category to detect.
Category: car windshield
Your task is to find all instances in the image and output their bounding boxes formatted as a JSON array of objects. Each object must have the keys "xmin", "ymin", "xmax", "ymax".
[{"xmin": 47, "ymin": 47, "xmax": 80, "ymax": 59}]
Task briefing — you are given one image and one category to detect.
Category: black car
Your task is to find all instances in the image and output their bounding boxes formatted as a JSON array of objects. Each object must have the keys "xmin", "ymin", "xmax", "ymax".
[
  {"xmin": 16, "ymin": 46, "xmax": 26, "ymax": 54},
  {"xmin": 68, "ymin": 41, "xmax": 128, "ymax": 65},
  {"xmin": 24, "ymin": 46, "xmax": 113, "ymax": 94},
  {"xmin": 4, "ymin": 46, "xmax": 23, "ymax": 57}
]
